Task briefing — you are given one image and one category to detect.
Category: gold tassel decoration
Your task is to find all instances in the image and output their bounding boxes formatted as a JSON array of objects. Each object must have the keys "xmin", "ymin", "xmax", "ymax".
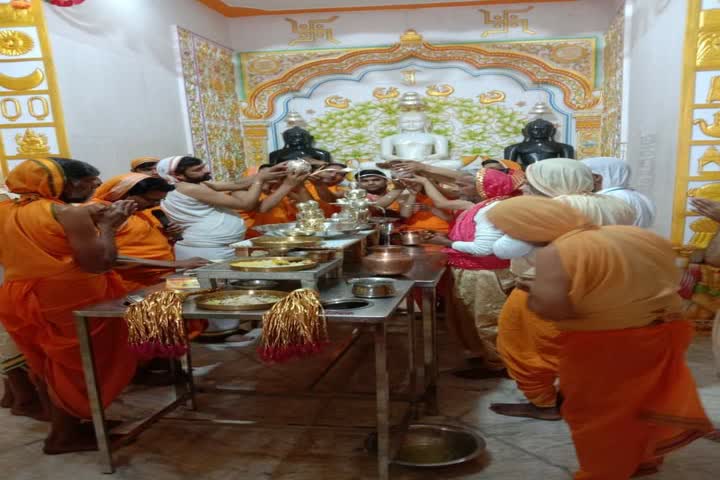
[
  {"xmin": 258, "ymin": 288, "xmax": 328, "ymax": 363},
  {"xmin": 124, "ymin": 290, "xmax": 190, "ymax": 359}
]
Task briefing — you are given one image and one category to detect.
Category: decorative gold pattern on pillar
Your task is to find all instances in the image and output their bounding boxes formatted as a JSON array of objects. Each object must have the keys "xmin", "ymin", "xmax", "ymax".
[
  {"xmin": 0, "ymin": 68, "xmax": 43, "ymax": 90},
  {"xmin": 697, "ymin": 10, "xmax": 720, "ymax": 69},
  {"xmin": 243, "ymin": 123, "xmax": 269, "ymax": 168},
  {"xmin": 574, "ymin": 115, "xmax": 602, "ymax": 159},
  {"xmin": 707, "ymin": 75, "xmax": 720, "ymax": 103},
  {"xmin": 285, "ymin": 16, "xmax": 339, "ymax": 46},
  {"xmin": 698, "ymin": 146, "xmax": 720, "ymax": 172},
  {"xmin": 0, "ymin": 29, "xmax": 32, "ymax": 56},
  {"xmin": 15, "ymin": 128, "xmax": 49, "ymax": 155},
  {"xmin": 694, "ymin": 111, "xmax": 720, "ymax": 137},
  {"xmin": 674, "ymin": 0, "xmax": 720, "ymax": 245},
  {"xmin": 324, "ymin": 95, "xmax": 350, "ymax": 109},
  {"xmin": 478, "ymin": 7, "xmax": 536, "ymax": 38},
  {"xmin": 0, "ymin": 0, "xmax": 70, "ymax": 177}
]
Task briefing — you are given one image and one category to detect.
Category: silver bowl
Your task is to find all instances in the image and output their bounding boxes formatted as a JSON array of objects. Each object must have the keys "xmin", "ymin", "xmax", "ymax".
[
  {"xmin": 393, "ymin": 424, "xmax": 486, "ymax": 468},
  {"xmin": 347, "ymin": 277, "xmax": 396, "ymax": 298}
]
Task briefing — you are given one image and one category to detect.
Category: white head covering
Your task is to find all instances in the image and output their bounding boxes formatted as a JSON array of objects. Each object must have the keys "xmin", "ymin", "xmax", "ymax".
[
  {"xmin": 582, "ymin": 157, "xmax": 656, "ymax": 228},
  {"xmin": 525, "ymin": 158, "xmax": 594, "ymax": 196},
  {"xmin": 156, "ymin": 156, "xmax": 184, "ymax": 185},
  {"xmin": 553, "ymin": 194, "xmax": 636, "ymax": 226}
]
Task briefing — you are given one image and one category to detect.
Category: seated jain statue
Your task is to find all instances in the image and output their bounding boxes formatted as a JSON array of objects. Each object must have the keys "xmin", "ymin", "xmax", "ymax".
[
  {"xmin": 379, "ymin": 94, "xmax": 462, "ymax": 171},
  {"xmin": 504, "ymin": 119, "xmax": 575, "ymax": 169},
  {"xmin": 269, "ymin": 127, "xmax": 332, "ymax": 166}
]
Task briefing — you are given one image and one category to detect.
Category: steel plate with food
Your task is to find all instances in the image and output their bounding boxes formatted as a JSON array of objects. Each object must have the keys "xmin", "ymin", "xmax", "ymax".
[
  {"xmin": 195, "ymin": 289, "xmax": 289, "ymax": 311},
  {"xmin": 250, "ymin": 235, "xmax": 322, "ymax": 249},
  {"xmin": 229, "ymin": 256, "xmax": 317, "ymax": 272}
]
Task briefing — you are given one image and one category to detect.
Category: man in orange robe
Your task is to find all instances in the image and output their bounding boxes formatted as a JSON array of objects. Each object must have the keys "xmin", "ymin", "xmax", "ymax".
[
  {"xmin": 93, "ymin": 173, "xmax": 207, "ymax": 291},
  {"xmin": 0, "ymin": 158, "xmax": 138, "ymax": 454},
  {"xmin": 247, "ymin": 164, "xmax": 309, "ymax": 233},
  {"xmin": 487, "ymin": 197, "xmax": 712, "ymax": 479}
]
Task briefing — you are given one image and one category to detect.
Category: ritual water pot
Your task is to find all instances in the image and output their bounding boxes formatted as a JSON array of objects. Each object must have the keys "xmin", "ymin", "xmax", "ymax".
[{"xmin": 362, "ymin": 246, "xmax": 414, "ymax": 276}]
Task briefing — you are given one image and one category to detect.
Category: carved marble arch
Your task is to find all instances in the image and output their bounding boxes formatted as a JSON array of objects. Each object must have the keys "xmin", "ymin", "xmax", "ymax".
[{"xmin": 241, "ymin": 30, "xmax": 599, "ymax": 119}]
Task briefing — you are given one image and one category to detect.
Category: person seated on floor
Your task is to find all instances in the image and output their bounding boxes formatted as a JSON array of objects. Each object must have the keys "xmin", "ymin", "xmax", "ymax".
[
  {"xmin": 245, "ymin": 163, "xmax": 312, "ymax": 235},
  {"xmin": 356, "ymin": 169, "xmax": 404, "ymax": 216},
  {"xmin": 130, "ymin": 156, "xmax": 160, "ymax": 177},
  {"xmin": 0, "ymin": 157, "xmax": 139, "ymax": 454}
]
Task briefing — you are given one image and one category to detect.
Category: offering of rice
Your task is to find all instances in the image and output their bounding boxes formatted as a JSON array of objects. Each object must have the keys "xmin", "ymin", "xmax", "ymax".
[{"xmin": 230, "ymin": 257, "xmax": 316, "ymax": 272}]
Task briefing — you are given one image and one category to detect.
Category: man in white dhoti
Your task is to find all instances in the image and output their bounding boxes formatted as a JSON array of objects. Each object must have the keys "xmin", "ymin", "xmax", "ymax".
[
  {"xmin": 157, "ymin": 156, "xmax": 282, "ymax": 260},
  {"xmin": 156, "ymin": 156, "xmax": 284, "ymax": 340}
]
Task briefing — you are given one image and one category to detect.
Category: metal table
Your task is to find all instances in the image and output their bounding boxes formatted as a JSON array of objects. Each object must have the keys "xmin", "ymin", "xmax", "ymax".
[
  {"xmin": 344, "ymin": 246, "xmax": 448, "ymax": 414},
  {"xmin": 193, "ymin": 257, "xmax": 342, "ymax": 290},
  {"xmin": 74, "ymin": 278, "xmax": 417, "ymax": 480}
]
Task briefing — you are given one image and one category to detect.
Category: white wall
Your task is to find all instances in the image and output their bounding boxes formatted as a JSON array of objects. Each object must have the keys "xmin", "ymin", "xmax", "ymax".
[
  {"xmin": 44, "ymin": 0, "xmax": 229, "ymax": 178},
  {"xmin": 226, "ymin": 0, "xmax": 619, "ymax": 51},
  {"xmin": 624, "ymin": 0, "xmax": 686, "ymax": 237}
]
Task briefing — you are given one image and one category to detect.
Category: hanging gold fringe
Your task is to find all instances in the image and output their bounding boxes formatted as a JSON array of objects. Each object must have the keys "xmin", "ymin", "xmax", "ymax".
[
  {"xmin": 124, "ymin": 290, "xmax": 193, "ymax": 359},
  {"xmin": 258, "ymin": 288, "xmax": 328, "ymax": 363}
]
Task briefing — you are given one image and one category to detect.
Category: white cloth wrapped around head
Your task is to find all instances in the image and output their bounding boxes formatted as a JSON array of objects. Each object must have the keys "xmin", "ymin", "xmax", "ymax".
[{"xmin": 156, "ymin": 156, "xmax": 185, "ymax": 185}]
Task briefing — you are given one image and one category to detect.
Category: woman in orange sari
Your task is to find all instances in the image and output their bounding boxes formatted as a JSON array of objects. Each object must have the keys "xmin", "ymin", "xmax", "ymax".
[
  {"xmin": 0, "ymin": 158, "xmax": 138, "ymax": 454},
  {"xmin": 487, "ymin": 196, "xmax": 712, "ymax": 479}
]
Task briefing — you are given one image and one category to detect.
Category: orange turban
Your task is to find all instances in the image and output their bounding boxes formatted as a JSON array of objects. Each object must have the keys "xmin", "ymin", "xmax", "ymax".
[
  {"xmin": 130, "ymin": 156, "xmax": 159, "ymax": 170},
  {"xmin": 5, "ymin": 158, "xmax": 65, "ymax": 200},
  {"xmin": 94, "ymin": 173, "xmax": 150, "ymax": 202}
]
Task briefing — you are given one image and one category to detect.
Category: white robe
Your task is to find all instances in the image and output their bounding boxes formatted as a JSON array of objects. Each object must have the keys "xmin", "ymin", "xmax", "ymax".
[
  {"xmin": 582, "ymin": 157, "xmax": 656, "ymax": 228},
  {"xmin": 162, "ymin": 190, "xmax": 246, "ymax": 261}
]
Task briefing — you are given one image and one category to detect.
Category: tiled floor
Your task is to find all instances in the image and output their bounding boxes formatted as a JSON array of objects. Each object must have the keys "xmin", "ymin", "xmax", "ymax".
[{"xmin": 1, "ymin": 323, "xmax": 718, "ymax": 479}]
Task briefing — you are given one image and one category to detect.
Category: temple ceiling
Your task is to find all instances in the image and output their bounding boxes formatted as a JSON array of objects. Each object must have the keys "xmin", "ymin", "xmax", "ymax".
[{"xmin": 196, "ymin": 0, "xmax": 576, "ymax": 17}]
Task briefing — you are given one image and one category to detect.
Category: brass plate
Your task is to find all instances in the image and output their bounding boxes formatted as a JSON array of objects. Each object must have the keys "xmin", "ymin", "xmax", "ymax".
[
  {"xmin": 195, "ymin": 289, "xmax": 289, "ymax": 311},
  {"xmin": 250, "ymin": 235, "xmax": 322, "ymax": 249},
  {"xmin": 229, "ymin": 256, "xmax": 318, "ymax": 272}
]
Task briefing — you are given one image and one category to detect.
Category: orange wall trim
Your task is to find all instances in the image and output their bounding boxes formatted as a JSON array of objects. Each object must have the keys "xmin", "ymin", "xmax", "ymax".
[{"xmin": 196, "ymin": 0, "xmax": 576, "ymax": 17}]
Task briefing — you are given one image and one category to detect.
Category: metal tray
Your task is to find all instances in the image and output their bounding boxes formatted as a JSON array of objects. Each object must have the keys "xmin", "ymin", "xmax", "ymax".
[
  {"xmin": 229, "ymin": 256, "xmax": 318, "ymax": 272},
  {"xmin": 195, "ymin": 289, "xmax": 289, "ymax": 311},
  {"xmin": 250, "ymin": 235, "xmax": 322, "ymax": 249}
]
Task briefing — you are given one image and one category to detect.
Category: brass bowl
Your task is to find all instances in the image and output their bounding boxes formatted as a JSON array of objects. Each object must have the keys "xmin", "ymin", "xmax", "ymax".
[
  {"xmin": 230, "ymin": 256, "xmax": 317, "ymax": 272},
  {"xmin": 230, "ymin": 279, "xmax": 280, "ymax": 290},
  {"xmin": 393, "ymin": 424, "xmax": 485, "ymax": 468},
  {"xmin": 362, "ymin": 246, "xmax": 414, "ymax": 276},
  {"xmin": 400, "ymin": 230, "xmax": 426, "ymax": 246},
  {"xmin": 195, "ymin": 289, "xmax": 288, "ymax": 311},
  {"xmin": 289, "ymin": 249, "xmax": 337, "ymax": 263},
  {"xmin": 250, "ymin": 235, "xmax": 322, "ymax": 250}
]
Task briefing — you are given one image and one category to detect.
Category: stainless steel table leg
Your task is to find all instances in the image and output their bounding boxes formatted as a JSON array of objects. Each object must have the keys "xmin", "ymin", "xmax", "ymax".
[
  {"xmin": 183, "ymin": 339, "xmax": 198, "ymax": 411},
  {"xmin": 406, "ymin": 294, "xmax": 418, "ymax": 407},
  {"xmin": 374, "ymin": 322, "xmax": 390, "ymax": 480},
  {"xmin": 75, "ymin": 315, "xmax": 114, "ymax": 474},
  {"xmin": 421, "ymin": 287, "xmax": 439, "ymax": 415},
  {"xmin": 300, "ymin": 280, "xmax": 317, "ymax": 289}
]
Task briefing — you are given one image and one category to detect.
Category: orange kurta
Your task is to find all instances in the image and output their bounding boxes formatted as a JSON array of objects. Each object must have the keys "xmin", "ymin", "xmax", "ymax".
[
  {"xmin": 496, "ymin": 289, "xmax": 560, "ymax": 407},
  {"xmin": 0, "ymin": 197, "xmax": 137, "ymax": 419},
  {"xmin": 487, "ymin": 197, "xmax": 712, "ymax": 479},
  {"xmin": 113, "ymin": 211, "xmax": 175, "ymax": 292},
  {"xmin": 252, "ymin": 193, "xmax": 298, "ymax": 227},
  {"xmin": 304, "ymin": 181, "xmax": 342, "ymax": 217},
  {"xmin": 403, "ymin": 193, "xmax": 449, "ymax": 234}
]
